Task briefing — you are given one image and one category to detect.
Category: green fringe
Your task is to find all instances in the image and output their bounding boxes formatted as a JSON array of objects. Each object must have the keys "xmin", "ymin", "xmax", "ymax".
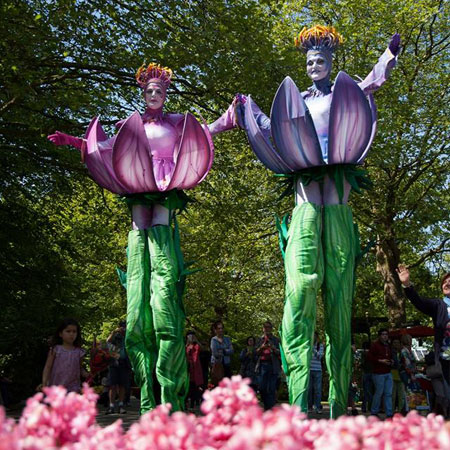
[
  {"xmin": 119, "ymin": 189, "xmax": 192, "ymax": 213},
  {"xmin": 275, "ymin": 164, "xmax": 372, "ymax": 203}
]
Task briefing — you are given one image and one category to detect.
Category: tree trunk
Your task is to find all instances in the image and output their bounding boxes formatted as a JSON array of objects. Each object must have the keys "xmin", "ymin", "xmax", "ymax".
[{"xmin": 376, "ymin": 230, "xmax": 406, "ymax": 328}]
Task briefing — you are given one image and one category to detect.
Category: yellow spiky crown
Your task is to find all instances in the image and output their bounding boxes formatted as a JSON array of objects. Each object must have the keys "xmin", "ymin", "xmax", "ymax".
[
  {"xmin": 135, "ymin": 63, "xmax": 173, "ymax": 89},
  {"xmin": 294, "ymin": 25, "xmax": 343, "ymax": 54}
]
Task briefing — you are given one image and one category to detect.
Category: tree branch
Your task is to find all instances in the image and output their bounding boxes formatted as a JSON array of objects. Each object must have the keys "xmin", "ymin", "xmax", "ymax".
[{"xmin": 409, "ymin": 238, "xmax": 450, "ymax": 268}]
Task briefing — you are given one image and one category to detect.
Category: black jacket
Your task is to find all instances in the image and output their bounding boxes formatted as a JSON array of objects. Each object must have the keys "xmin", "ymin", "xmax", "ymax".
[{"xmin": 404, "ymin": 286, "xmax": 448, "ymax": 358}]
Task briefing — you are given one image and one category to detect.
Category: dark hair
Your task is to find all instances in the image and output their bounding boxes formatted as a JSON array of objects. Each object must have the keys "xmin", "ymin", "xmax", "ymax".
[
  {"xmin": 263, "ymin": 320, "xmax": 273, "ymax": 328},
  {"xmin": 212, "ymin": 320, "xmax": 223, "ymax": 332},
  {"xmin": 441, "ymin": 273, "xmax": 450, "ymax": 288},
  {"xmin": 378, "ymin": 328, "xmax": 389, "ymax": 336},
  {"xmin": 246, "ymin": 336, "xmax": 255, "ymax": 346},
  {"xmin": 51, "ymin": 318, "xmax": 82, "ymax": 347},
  {"xmin": 186, "ymin": 330, "xmax": 195, "ymax": 336}
]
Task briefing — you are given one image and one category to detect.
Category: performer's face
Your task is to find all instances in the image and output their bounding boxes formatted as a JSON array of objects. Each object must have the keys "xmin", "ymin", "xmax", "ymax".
[
  {"xmin": 306, "ymin": 51, "xmax": 331, "ymax": 82},
  {"xmin": 144, "ymin": 82, "xmax": 165, "ymax": 110},
  {"xmin": 442, "ymin": 276, "xmax": 450, "ymax": 296}
]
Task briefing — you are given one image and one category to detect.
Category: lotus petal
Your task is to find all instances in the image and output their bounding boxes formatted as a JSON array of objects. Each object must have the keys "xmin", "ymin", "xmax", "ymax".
[
  {"xmin": 270, "ymin": 77, "xmax": 323, "ymax": 169},
  {"xmin": 356, "ymin": 93, "xmax": 377, "ymax": 164},
  {"xmin": 244, "ymin": 97, "xmax": 293, "ymax": 174},
  {"xmin": 112, "ymin": 111, "xmax": 158, "ymax": 193},
  {"xmin": 167, "ymin": 113, "xmax": 212, "ymax": 190},
  {"xmin": 85, "ymin": 117, "xmax": 108, "ymax": 142},
  {"xmin": 85, "ymin": 117, "xmax": 127, "ymax": 194},
  {"xmin": 328, "ymin": 71, "xmax": 372, "ymax": 164},
  {"xmin": 199, "ymin": 117, "xmax": 215, "ymax": 183}
]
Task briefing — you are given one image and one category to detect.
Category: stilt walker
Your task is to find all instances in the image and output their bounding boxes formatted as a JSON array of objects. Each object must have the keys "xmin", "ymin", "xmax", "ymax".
[
  {"xmin": 48, "ymin": 63, "xmax": 238, "ymax": 413},
  {"xmin": 236, "ymin": 26, "xmax": 400, "ymax": 417}
]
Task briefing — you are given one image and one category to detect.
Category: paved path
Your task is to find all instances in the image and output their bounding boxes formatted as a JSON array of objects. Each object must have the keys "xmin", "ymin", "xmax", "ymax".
[{"xmin": 95, "ymin": 398, "xmax": 141, "ymax": 430}]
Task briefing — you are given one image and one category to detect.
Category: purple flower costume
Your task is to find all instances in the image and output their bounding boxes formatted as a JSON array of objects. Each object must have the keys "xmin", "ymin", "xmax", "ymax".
[
  {"xmin": 237, "ymin": 27, "xmax": 399, "ymax": 417},
  {"xmin": 48, "ymin": 63, "xmax": 236, "ymax": 413}
]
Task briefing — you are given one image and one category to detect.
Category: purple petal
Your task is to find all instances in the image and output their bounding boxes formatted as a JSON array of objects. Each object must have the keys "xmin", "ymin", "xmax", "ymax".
[
  {"xmin": 244, "ymin": 97, "xmax": 292, "ymax": 174},
  {"xmin": 356, "ymin": 93, "xmax": 377, "ymax": 164},
  {"xmin": 167, "ymin": 113, "xmax": 213, "ymax": 190},
  {"xmin": 85, "ymin": 117, "xmax": 127, "ymax": 194},
  {"xmin": 199, "ymin": 117, "xmax": 215, "ymax": 183},
  {"xmin": 270, "ymin": 76, "xmax": 323, "ymax": 169},
  {"xmin": 112, "ymin": 111, "xmax": 158, "ymax": 193},
  {"xmin": 328, "ymin": 71, "xmax": 372, "ymax": 164},
  {"xmin": 85, "ymin": 116, "xmax": 108, "ymax": 142}
]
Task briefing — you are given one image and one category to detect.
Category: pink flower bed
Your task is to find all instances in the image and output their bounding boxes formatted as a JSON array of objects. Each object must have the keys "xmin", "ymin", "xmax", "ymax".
[{"xmin": 1, "ymin": 376, "xmax": 449, "ymax": 449}]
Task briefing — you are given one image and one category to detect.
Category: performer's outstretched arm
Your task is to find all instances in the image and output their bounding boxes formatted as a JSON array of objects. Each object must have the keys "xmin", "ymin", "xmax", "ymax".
[
  {"xmin": 358, "ymin": 34, "xmax": 400, "ymax": 95},
  {"xmin": 48, "ymin": 130, "xmax": 85, "ymax": 150}
]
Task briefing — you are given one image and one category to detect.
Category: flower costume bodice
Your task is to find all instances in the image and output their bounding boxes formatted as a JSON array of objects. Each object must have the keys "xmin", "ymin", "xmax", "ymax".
[
  {"xmin": 82, "ymin": 105, "xmax": 235, "ymax": 195},
  {"xmin": 242, "ymin": 47, "xmax": 397, "ymax": 174}
]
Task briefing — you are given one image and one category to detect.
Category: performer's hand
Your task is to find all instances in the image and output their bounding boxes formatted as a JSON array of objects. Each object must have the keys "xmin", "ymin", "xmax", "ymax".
[
  {"xmin": 48, "ymin": 131, "xmax": 71, "ymax": 146},
  {"xmin": 234, "ymin": 93, "xmax": 247, "ymax": 105},
  {"xmin": 396, "ymin": 264, "xmax": 411, "ymax": 286},
  {"xmin": 389, "ymin": 33, "xmax": 401, "ymax": 56}
]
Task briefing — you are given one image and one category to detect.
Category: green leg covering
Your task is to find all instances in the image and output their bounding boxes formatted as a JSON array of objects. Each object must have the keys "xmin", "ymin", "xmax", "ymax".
[
  {"xmin": 281, "ymin": 202, "xmax": 324, "ymax": 412},
  {"xmin": 323, "ymin": 205, "xmax": 358, "ymax": 418},
  {"xmin": 125, "ymin": 230, "xmax": 157, "ymax": 414},
  {"xmin": 147, "ymin": 225, "xmax": 188, "ymax": 412}
]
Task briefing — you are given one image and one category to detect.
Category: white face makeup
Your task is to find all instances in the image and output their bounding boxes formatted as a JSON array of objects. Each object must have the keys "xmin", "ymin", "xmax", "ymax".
[
  {"xmin": 306, "ymin": 51, "xmax": 332, "ymax": 82},
  {"xmin": 144, "ymin": 82, "xmax": 166, "ymax": 110}
]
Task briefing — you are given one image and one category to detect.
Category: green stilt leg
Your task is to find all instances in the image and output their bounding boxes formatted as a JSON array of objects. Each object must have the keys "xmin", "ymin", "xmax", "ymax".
[
  {"xmin": 148, "ymin": 225, "xmax": 188, "ymax": 412},
  {"xmin": 281, "ymin": 202, "xmax": 324, "ymax": 412},
  {"xmin": 125, "ymin": 230, "xmax": 157, "ymax": 414},
  {"xmin": 323, "ymin": 205, "xmax": 358, "ymax": 418}
]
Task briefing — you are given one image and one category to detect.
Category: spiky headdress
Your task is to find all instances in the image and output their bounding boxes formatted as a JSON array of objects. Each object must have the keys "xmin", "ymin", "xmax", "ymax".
[
  {"xmin": 294, "ymin": 25, "xmax": 343, "ymax": 54},
  {"xmin": 135, "ymin": 63, "xmax": 173, "ymax": 89}
]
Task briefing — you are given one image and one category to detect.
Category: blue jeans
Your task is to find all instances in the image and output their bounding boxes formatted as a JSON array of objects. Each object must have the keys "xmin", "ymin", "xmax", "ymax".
[
  {"xmin": 371, "ymin": 373, "xmax": 393, "ymax": 416},
  {"xmin": 308, "ymin": 370, "xmax": 322, "ymax": 410},
  {"xmin": 259, "ymin": 361, "xmax": 277, "ymax": 410}
]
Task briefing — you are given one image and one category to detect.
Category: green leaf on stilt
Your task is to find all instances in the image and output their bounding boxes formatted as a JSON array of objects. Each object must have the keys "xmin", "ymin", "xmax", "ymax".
[
  {"xmin": 275, "ymin": 213, "xmax": 290, "ymax": 259},
  {"xmin": 172, "ymin": 215, "xmax": 201, "ymax": 307},
  {"xmin": 116, "ymin": 266, "xmax": 127, "ymax": 290}
]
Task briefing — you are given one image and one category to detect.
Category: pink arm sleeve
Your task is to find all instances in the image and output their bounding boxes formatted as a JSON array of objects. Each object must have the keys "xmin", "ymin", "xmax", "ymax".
[
  {"xmin": 358, "ymin": 48, "xmax": 398, "ymax": 95},
  {"xmin": 48, "ymin": 131, "xmax": 86, "ymax": 150},
  {"xmin": 66, "ymin": 135, "xmax": 85, "ymax": 150},
  {"xmin": 207, "ymin": 102, "xmax": 237, "ymax": 136}
]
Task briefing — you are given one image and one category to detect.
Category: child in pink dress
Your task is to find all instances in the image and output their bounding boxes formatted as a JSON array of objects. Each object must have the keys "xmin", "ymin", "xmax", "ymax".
[{"xmin": 42, "ymin": 318, "xmax": 88, "ymax": 393}]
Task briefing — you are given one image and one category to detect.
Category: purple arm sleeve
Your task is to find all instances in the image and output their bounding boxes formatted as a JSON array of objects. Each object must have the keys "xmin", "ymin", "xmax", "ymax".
[
  {"xmin": 248, "ymin": 100, "xmax": 271, "ymax": 140},
  {"xmin": 358, "ymin": 47, "xmax": 398, "ymax": 95}
]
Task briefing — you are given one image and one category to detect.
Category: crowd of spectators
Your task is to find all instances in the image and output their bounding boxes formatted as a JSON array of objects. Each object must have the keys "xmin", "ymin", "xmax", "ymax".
[{"xmin": 20, "ymin": 268, "xmax": 448, "ymax": 418}]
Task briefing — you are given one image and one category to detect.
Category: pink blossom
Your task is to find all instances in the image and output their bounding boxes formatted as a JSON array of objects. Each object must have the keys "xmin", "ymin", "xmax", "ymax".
[{"xmin": 1, "ymin": 377, "xmax": 450, "ymax": 449}]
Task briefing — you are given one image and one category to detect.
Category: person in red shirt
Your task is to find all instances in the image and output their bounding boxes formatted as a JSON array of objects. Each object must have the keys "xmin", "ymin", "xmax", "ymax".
[
  {"xmin": 367, "ymin": 329, "xmax": 394, "ymax": 417},
  {"xmin": 185, "ymin": 331, "xmax": 204, "ymax": 410}
]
